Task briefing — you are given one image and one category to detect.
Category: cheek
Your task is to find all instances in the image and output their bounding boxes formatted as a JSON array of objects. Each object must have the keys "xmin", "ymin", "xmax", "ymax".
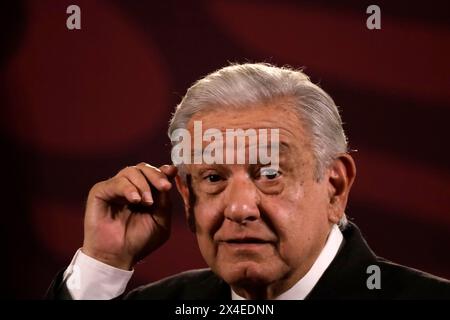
[
  {"xmin": 260, "ymin": 185, "xmax": 306, "ymax": 241},
  {"xmin": 193, "ymin": 195, "xmax": 223, "ymax": 233},
  {"xmin": 193, "ymin": 206, "xmax": 215, "ymax": 264},
  {"xmin": 285, "ymin": 184, "xmax": 330, "ymax": 250},
  {"xmin": 266, "ymin": 182, "xmax": 328, "ymax": 252},
  {"xmin": 191, "ymin": 196, "xmax": 223, "ymax": 259}
]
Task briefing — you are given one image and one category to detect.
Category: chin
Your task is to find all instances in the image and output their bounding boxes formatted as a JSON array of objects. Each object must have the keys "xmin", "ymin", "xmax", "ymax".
[{"xmin": 216, "ymin": 261, "xmax": 282, "ymax": 287}]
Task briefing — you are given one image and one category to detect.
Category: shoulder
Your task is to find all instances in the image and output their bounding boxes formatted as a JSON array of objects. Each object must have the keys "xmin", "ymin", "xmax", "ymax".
[
  {"xmin": 311, "ymin": 222, "xmax": 450, "ymax": 299},
  {"xmin": 375, "ymin": 257, "xmax": 450, "ymax": 299},
  {"xmin": 124, "ymin": 268, "xmax": 230, "ymax": 300}
]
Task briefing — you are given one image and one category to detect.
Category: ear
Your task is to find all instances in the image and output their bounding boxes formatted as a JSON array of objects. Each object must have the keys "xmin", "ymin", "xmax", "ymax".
[
  {"xmin": 175, "ymin": 174, "xmax": 196, "ymax": 232},
  {"xmin": 327, "ymin": 153, "xmax": 356, "ymax": 224}
]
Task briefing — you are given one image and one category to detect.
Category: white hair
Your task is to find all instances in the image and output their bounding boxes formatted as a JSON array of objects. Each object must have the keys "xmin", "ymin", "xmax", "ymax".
[{"xmin": 168, "ymin": 63, "xmax": 349, "ymax": 227}]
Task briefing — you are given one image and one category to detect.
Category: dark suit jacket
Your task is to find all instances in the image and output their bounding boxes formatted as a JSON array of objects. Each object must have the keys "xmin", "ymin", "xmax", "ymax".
[{"xmin": 47, "ymin": 222, "xmax": 450, "ymax": 299}]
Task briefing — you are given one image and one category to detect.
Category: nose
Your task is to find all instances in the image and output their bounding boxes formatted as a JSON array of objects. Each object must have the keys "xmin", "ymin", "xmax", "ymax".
[{"xmin": 224, "ymin": 175, "xmax": 261, "ymax": 224}]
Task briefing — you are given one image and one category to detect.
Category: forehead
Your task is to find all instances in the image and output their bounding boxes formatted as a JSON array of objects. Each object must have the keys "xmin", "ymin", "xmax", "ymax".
[{"xmin": 187, "ymin": 102, "xmax": 311, "ymax": 150}]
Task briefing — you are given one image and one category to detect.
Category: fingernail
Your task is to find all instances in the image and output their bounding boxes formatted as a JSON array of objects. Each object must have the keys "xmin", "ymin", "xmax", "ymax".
[
  {"xmin": 143, "ymin": 191, "xmax": 153, "ymax": 204},
  {"xmin": 131, "ymin": 192, "xmax": 141, "ymax": 201}
]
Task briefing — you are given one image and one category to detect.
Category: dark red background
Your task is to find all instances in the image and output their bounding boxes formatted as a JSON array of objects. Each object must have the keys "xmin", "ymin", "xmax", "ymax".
[{"xmin": 1, "ymin": 0, "xmax": 449, "ymax": 299}]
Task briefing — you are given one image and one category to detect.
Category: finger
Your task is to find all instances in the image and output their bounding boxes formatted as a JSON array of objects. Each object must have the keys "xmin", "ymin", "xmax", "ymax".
[
  {"xmin": 116, "ymin": 167, "xmax": 154, "ymax": 205},
  {"xmin": 135, "ymin": 163, "xmax": 173, "ymax": 192},
  {"xmin": 159, "ymin": 164, "xmax": 178, "ymax": 178},
  {"xmin": 96, "ymin": 176, "xmax": 142, "ymax": 204}
]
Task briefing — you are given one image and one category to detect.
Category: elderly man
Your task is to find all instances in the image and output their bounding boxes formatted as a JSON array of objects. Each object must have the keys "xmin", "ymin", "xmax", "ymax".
[{"xmin": 48, "ymin": 63, "xmax": 450, "ymax": 299}]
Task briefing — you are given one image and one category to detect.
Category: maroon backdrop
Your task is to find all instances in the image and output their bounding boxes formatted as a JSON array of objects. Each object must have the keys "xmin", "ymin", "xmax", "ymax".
[{"xmin": 1, "ymin": 0, "xmax": 449, "ymax": 299}]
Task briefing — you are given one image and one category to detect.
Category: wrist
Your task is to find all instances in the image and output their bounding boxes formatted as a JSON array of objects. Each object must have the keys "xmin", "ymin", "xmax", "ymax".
[{"xmin": 81, "ymin": 247, "xmax": 134, "ymax": 270}]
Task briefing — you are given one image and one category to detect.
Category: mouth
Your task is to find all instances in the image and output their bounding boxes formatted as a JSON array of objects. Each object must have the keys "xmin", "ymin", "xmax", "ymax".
[
  {"xmin": 224, "ymin": 238, "xmax": 270, "ymax": 244},
  {"xmin": 218, "ymin": 237, "xmax": 274, "ymax": 251}
]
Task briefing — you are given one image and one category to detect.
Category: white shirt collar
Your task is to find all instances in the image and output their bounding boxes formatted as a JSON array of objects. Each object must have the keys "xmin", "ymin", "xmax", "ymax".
[{"xmin": 231, "ymin": 224, "xmax": 343, "ymax": 300}]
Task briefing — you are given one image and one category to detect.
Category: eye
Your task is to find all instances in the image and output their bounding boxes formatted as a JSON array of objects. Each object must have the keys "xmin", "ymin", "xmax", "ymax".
[
  {"xmin": 205, "ymin": 174, "xmax": 223, "ymax": 183},
  {"xmin": 259, "ymin": 167, "xmax": 281, "ymax": 180}
]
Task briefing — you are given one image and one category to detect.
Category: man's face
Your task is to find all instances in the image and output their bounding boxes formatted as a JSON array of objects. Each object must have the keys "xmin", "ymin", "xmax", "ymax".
[{"xmin": 178, "ymin": 102, "xmax": 339, "ymax": 298}]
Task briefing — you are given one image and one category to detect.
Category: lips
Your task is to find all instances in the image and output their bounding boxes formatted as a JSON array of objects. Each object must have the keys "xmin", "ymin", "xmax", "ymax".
[{"xmin": 223, "ymin": 237, "xmax": 271, "ymax": 244}]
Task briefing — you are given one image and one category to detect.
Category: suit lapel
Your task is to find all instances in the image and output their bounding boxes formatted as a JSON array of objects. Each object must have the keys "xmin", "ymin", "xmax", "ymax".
[
  {"xmin": 184, "ymin": 271, "xmax": 231, "ymax": 299},
  {"xmin": 306, "ymin": 222, "xmax": 383, "ymax": 299}
]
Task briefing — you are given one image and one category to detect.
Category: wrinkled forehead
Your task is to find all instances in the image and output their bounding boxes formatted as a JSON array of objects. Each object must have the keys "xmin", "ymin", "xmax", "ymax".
[
  {"xmin": 171, "ymin": 105, "xmax": 314, "ymax": 169},
  {"xmin": 186, "ymin": 104, "xmax": 308, "ymax": 140}
]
